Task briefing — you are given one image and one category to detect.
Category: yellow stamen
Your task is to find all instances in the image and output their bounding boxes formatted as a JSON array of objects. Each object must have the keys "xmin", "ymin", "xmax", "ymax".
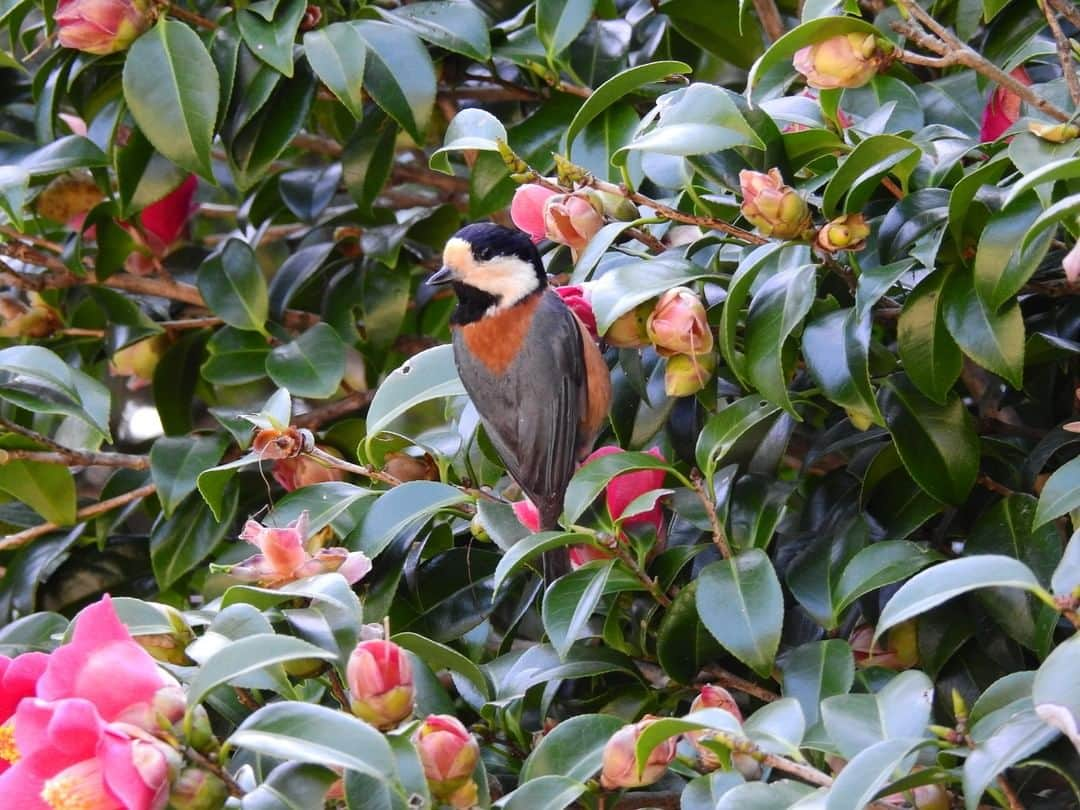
[
  {"xmin": 0, "ymin": 722, "xmax": 18, "ymax": 764},
  {"xmin": 40, "ymin": 759, "xmax": 114, "ymax": 810}
]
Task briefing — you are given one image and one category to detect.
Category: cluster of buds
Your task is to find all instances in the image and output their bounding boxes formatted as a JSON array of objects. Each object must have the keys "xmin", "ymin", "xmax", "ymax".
[
  {"xmin": 647, "ymin": 287, "xmax": 716, "ymax": 397},
  {"xmin": 55, "ymin": 0, "xmax": 152, "ymax": 55},
  {"xmin": 793, "ymin": 33, "xmax": 893, "ymax": 90},
  {"xmin": 510, "ymin": 181, "xmax": 637, "ymax": 252},
  {"xmin": 739, "ymin": 169, "xmax": 812, "ymax": 240},
  {"xmin": 0, "ymin": 293, "xmax": 61, "ymax": 339},
  {"xmin": 347, "ymin": 639, "xmax": 415, "ymax": 729},
  {"xmin": 413, "ymin": 715, "xmax": 481, "ymax": 808}
]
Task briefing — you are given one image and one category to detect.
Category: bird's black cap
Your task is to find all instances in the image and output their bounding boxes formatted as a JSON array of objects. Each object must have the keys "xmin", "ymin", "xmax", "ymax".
[{"xmin": 453, "ymin": 223, "xmax": 545, "ymax": 278}]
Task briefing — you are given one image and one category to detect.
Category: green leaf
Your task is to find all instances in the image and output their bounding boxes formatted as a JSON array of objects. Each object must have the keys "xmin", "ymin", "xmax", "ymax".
[
  {"xmin": 383, "ymin": 1, "xmax": 491, "ymax": 61},
  {"xmin": 187, "ymin": 634, "xmax": 337, "ymax": 707},
  {"xmin": 657, "ymin": 580, "xmax": 723, "ymax": 683},
  {"xmin": 354, "ymin": 20, "xmax": 436, "ymax": 143},
  {"xmin": 822, "ymin": 135, "xmax": 921, "ymax": 218},
  {"xmin": 342, "ymin": 108, "xmax": 398, "ymax": 216},
  {"xmin": 350, "ymin": 481, "xmax": 469, "ymax": 558},
  {"xmin": 1021, "ymin": 192, "xmax": 1080, "ymax": 251},
  {"xmin": 695, "ymin": 396, "xmax": 780, "ymax": 481},
  {"xmin": 962, "ymin": 709, "xmax": 1060, "ymax": 810},
  {"xmin": 392, "ymin": 631, "xmax": 492, "ymax": 700},
  {"xmin": 266, "ymin": 323, "xmax": 346, "ymax": 399},
  {"xmin": 536, "ymin": 0, "xmax": 596, "ymax": 58},
  {"xmin": 495, "ymin": 776, "xmax": 586, "ymax": 810},
  {"xmin": 150, "ymin": 435, "xmax": 228, "ymax": 517},
  {"xmin": 19, "ymin": 136, "xmax": 108, "ymax": 176},
  {"xmin": 230, "ymin": 702, "xmax": 396, "ymax": 781},
  {"xmin": 718, "ymin": 243, "xmax": 792, "ymax": 388},
  {"xmin": 745, "ymin": 264, "xmax": 817, "ymax": 417},
  {"xmin": 521, "ymin": 714, "xmax": 624, "ymax": 781},
  {"xmin": 696, "ymin": 550, "xmax": 784, "ymax": 678},
  {"xmin": 0, "ymin": 461, "xmax": 76, "ymax": 525},
  {"xmin": 243, "ymin": 762, "xmax": 337, "ymax": 810},
  {"xmin": 744, "ymin": 698, "xmax": 806, "ymax": 757},
  {"xmin": 562, "ymin": 451, "xmax": 673, "ymax": 525},
  {"xmin": 492, "ymin": 531, "xmax": 589, "ymax": 593},
  {"xmin": 197, "ymin": 239, "xmax": 269, "ymax": 335},
  {"xmin": 777, "ymin": 639, "xmax": 855, "ymax": 730},
  {"xmin": 0, "ymin": 346, "xmax": 111, "ymax": 440},
  {"xmin": 430, "ymin": 108, "xmax": 507, "ymax": 173},
  {"xmin": 1032, "ymin": 637, "xmax": 1080, "ymax": 753},
  {"xmin": 123, "ymin": 20, "xmax": 219, "ymax": 179},
  {"xmin": 197, "ymin": 452, "xmax": 263, "ymax": 520},
  {"xmin": 803, "ymin": 309, "xmax": 880, "ymax": 426},
  {"xmin": 150, "ymin": 487, "xmax": 237, "ymax": 590},
  {"xmin": 897, "ymin": 273, "xmax": 962, "ymax": 404},
  {"xmin": 564, "ymin": 60, "xmax": 692, "ymax": 151},
  {"xmin": 941, "ymin": 270, "xmax": 1024, "ymax": 389},
  {"xmin": 879, "ymin": 374, "xmax": 979, "ymax": 505},
  {"xmin": 973, "ymin": 194, "xmax": 1053, "ymax": 310},
  {"xmin": 303, "ymin": 23, "xmax": 367, "ymax": 119},
  {"xmin": 238, "ymin": 0, "xmax": 305, "ymax": 76},
  {"xmin": 713, "ymin": 782, "xmax": 814, "ymax": 810},
  {"xmin": 825, "ymin": 738, "xmax": 922, "ymax": 810},
  {"xmin": 589, "ymin": 254, "xmax": 718, "ymax": 333},
  {"xmin": 364, "ymin": 345, "xmax": 466, "ymax": 455},
  {"xmin": 543, "ymin": 560, "xmax": 614, "ymax": 659},
  {"xmin": 0, "ymin": 166, "xmax": 29, "ymax": 229},
  {"xmin": 1033, "ymin": 456, "xmax": 1080, "ymax": 529},
  {"xmin": 1051, "ymin": 531, "xmax": 1080, "ymax": 596},
  {"xmin": 833, "ymin": 541, "xmax": 942, "ymax": 617},
  {"xmin": 876, "ymin": 555, "xmax": 1048, "ymax": 641},
  {"xmin": 1003, "ymin": 155, "xmax": 1080, "ymax": 208}
]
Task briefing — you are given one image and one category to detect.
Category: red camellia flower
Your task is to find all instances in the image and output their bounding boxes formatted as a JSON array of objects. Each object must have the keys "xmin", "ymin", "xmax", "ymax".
[
  {"xmin": 346, "ymin": 640, "xmax": 415, "ymax": 730},
  {"xmin": 980, "ymin": 67, "xmax": 1031, "ymax": 142},
  {"xmin": 554, "ymin": 284, "xmax": 599, "ymax": 341},
  {"xmin": 509, "ymin": 184, "xmax": 558, "ymax": 243},
  {"xmin": 55, "ymin": 0, "xmax": 152, "ymax": 55},
  {"xmin": 138, "ymin": 176, "xmax": 197, "ymax": 255}
]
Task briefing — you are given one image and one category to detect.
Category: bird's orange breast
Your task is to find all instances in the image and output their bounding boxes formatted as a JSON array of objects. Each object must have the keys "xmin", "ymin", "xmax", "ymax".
[{"xmin": 455, "ymin": 293, "xmax": 541, "ymax": 375}]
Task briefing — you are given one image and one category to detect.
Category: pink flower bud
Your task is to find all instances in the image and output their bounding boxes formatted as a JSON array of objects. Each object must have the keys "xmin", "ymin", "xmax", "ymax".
[
  {"xmin": 603, "ymin": 302, "xmax": 652, "ymax": 349},
  {"xmin": 665, "ymin": 353, "xmax": 715, "ymax": 397},
  {"xmin": 555, "ymin": 285, "xmax": 599, "ymax": 340},
  {"xmin": 739, "ymin": 169, "xmax": 812, "ymax": 239},
  {"xmin": 347, "ymin": 640, "xmax": 415, "ymax": 730},
  {"xmin": 1064, "ymin": 242, "xmax": 1080, "ymax": 284},
  {"xmin": 55, "ymin": 0, "xmax": 152, "ymax": 55},
  {"xmin": 980, "ymin": 67, "xmax": 1030, "ymax": 142},
  {"xmin": 647, "ymin": 287, "xmax": 713, "ymax": 356},
  {"xmin": 413, "ymin": 715, "xmax": 480, "ymax": 800},
  {"xmin": 599, "ymin": 716, "xmax": 676, "ymax": 790},
  {"xmin": 510, "ymin": 184, "xmax": 559, "ymax": 243},
  {"xmin": 849, "ymin": 621, "xmax": 918, "ymax": 670},
  {"xmin": 568, "ymin": 544, "xmax": 613, "ymax": 568},
  {"xmin": 815, "ymin": 213, "xmax": 871, "ymax": 252},
  {"xmin": 272, "ymin": 447, "xmax": 347, "ymax": 491},
  {"xmin": 793, "ymin": 33, "xmax": 888, "ymax": 90},
  {"xmin": 687, "ymin": 685, "xmax": 742, "ymax": 771},
  {"xmin": 544, "ymin": 191, "xmax": 604, "ymax": 251},
  {"xmin": 109, "ymin": 335, "xmax": 168, "ymax": 391}
]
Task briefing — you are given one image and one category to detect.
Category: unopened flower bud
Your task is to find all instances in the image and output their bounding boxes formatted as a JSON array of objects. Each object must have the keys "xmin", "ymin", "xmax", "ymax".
[
  {"xmin": 168, "ymin": 768, "xmax": 229, "ymax": 810},
  {"xmin": 55, "ymin": 0, "xmax": 152, "ymax": 55},
  {"xmin": 134, "ymin": 605, "xmax": 195, "ymax": 666},
  {"xmin": 347, "ymin": 640, "xmax": 415, "ymax": 729},
  {"xmin": 109, "ymin": 334, "xmax": 168, "ymax": 390},
  {"xmin": 647, "ymin": 287, "xmax": 713, "ymax": 356},
  {"xmin": 665, "ymin": 352, "xmax": 715, "ymax": 397},
  {"xmin": 35, "ymin": 171, "xmax": 103, "ymax": 224},
  {"xmin": 544, "ymin": 191, "xmax": 604, "ymax": 251},
  {"xmin": 850, "ymin": 621, "xmax": 918, "ymax": 670},
  {"xmin": 793, "ymin": 33, "xmax": 889, "ymax": 90},
  {"xmin": 384, "ymin": 451, "xmax": 438, "ymax": 482},
  {"xmin": 469, "ymin": 514, "xmax": 490, "ymax": 542},
  {"xmin": 688, "ymin": 685, "xmax": 743, "ymax": 772},
  {"xmin": 739, "ymin": 169, "xmax": 812, "ymax": 239},
  {"xmin": 510, "ymin": 184, "xmax": 558, "ymax": 243},
  {"xmin": 816, "ymin": 213, "xmax": 871, "ymax": 252},
  {"xmin": 592, "ymin": 189, "xmax": 639, "ymax": 221},
  {"xmin": 603, "ymin": 302, "xmax": 652, "ymax": 349},
  {"xmin": 1064, "ymin": 241, "xmax": 1080, "ymax": 284},
  {"xmin": 0, "ymin": 294, "xmax": 60, "ymax": 339},
  {"xmin": 600, "ymin": 716, "xmax": 676, "ymax": 790},
  {"xmin": 413, "ymin": 715, "xmax": 480, "ymax": 802},
  {"xmin": 273, "ymin": 446, "xmax": 347, "ymax": 491},
  {"xmin": 1028, "ymin": 121, "xmax": 1080, "ymax": 143},
  {"xmin": 496, "ymin": 139, "xmax": 530, "ymax": 176},
  {"xmin": 299, "ymin": 3, "xmax": 321, "ymax": 30}
]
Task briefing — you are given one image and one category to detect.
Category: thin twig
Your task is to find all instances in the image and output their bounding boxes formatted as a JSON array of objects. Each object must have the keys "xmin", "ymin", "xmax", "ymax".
[
  {"xmin": 1047, "ymin": 0, "xmax": 1080, "ymax": 31},
  {"xmin": 977, "ymin": 473, "xmax": 1015, "ymax": 498},
  {"xmin": 611, "ymin": 542, "xmax": 672, "ymax": 607},
  {"xmin": 183, "ymin": 747, "xmax": 245, "ymax": 799},
  {"xmin": 293, "ymin": 391, "xmax": 375, "ymax": 430},
  {"xmin": 752, "ymin": 0, "xmax": 786, "ymax": 42},
  {"xmin": 305, "ymin": 445, "xmax": 402, "ymax": 488},
  {"xmin": 689, "ymin": 471, "xmax": 732, "ymax": 559},
  {"xmin": 0, "ymin": 483, "xmax": 157, "ymax": 551},
  {"xmin": 697, "ymin": 665, "xmax": 780, "ymax": 702},
  {"xmin": 0, "ymin": 417, "xmax": 69, "ymax": 453},
  {"xmin": 0, "ymin": 449, "xmax": 149, "ymax": 469},
  {"xmin": 165, "ymin": 3, "xmax": 218, "ymax": 30},
  {"xmin": 997, "ymin": 775, "xmax": 1026, "ymax": 810},
  {"xmin": 1041, "ymin": 0, "xmax": 1080, "ymax": 109},
  {"xmin": 327, "ymin": 668, "xmax": 351, "ymax": 711}
]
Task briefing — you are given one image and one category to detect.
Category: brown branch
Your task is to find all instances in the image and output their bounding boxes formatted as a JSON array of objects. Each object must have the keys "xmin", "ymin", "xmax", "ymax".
[
  {"xmin": 1047, "ymin": 0, "xmax": 1080, "ymax": 31},
  {"xmin": 611, "ymin": 542, "xmax": 673, "ymax": 608},
  {"xmin": 183, "ymin": 746, "xmax": 244, "ymax": 799},
  {"xmin": 0, "ymin": 483, "xmax": 157, "ymax": 551},
  {"xmin": 697, "ymin": 666, "xmax": 780, "ymax": 703},
  {"xmin": 0, "ymin": 449, "xmax": 149, "ymax": 469},
  {"xmin": 997, "ymin": 775, "xmax": 1026, "ymax": 810},
  {"xmin": 305, "ymin": 444, "xmax": 402, "ymax": 488},
  {"xmin": 689, "ymin": 471, "xmax": 731, "ymax": 559},
  {"xmin": 881, "ymin": 177, "xmax": 905, "ymax": 200},
  {"xmin": 1042, "ymin": 0, "xmax": 1080, "ymax": 109},
  {"xmin": 752, "ymin": 0, "xmax": 786, "ymax": 42},
  {"xmin": 165, "ymin": 3, "xmax": 218, "ymax": 30},
  {"xmin": 977, "ymin": 473, "xmax": 1015, "ymax": 498},
  {"xmin": 292, "ymin": 390, "xmax": 374, "ymax": 430},
  {"xmin": 0, "ymin": 417, "xmax": 70, "ymax": 453},
  {"xmin": 327, "ymin": 668, "xmax": 351, "ymax": 711}
]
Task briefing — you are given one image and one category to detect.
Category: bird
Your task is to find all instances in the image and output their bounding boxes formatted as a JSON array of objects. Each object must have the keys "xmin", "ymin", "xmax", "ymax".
[{"xmin": 428, "ymin": 223, "xmax": 612, "ymax": 569}]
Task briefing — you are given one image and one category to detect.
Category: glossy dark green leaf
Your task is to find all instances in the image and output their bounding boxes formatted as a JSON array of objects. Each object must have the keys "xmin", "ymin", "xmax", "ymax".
[
  {"xmin": 745, "ymin": 264, "xmax": 817, "ymax": 417},
  {"xmin": 243, "ymin": 762, "xmax": 337, "ymax": 810},
  {"xmin": 383, "ymin": 1, "xmax": 491, "ymax": 61},
  {"xmin": 822, "ymin": 135, "xmax": 921, "ymax": 218},
  {"xmin": 825, "ymin": 738, "xmax": 922, "ymax": 810},
  {"xmin": 303, "ymin": 22, "xmax": 367, "ymax": 119},
  {"xmin": 1033, "ymin": 456, "xmax": 1080, "ymax": 529},
  {"xmin": 354, "ymin": 20, "xmax": 435, "ymax": 143},
  {"xmin": 833, "ymin": 541, "xmax": 942, "ymax": 616},
  {"xmin": 350, "ymin": 481, "xmax": 469, "ymax": 558},
  {"xmin": 150, "ymin": 486, "xmax": 237, "ymax": 590},
  {"xmin": 543, "ymin": 560, "xmax": 614, "ymax": 658},
  {"xmin": 197, "ymin": 239, "xmax": 269, "ymax": 335},
  {"xmin": 962, "ymin": 709, "xmax": 1059, "ymax": 810},
  {"xmin": 20, "ymin": 136, "xmax": 107, "ymax": 176},
  {"xmin": 0, "ymin": 461, "xmax": 75, "ymax": 525},
  {"xmin": 696, "ymin": 550, "xmax": 783, "ymax": 678},
  {"xmin": 1051, "ymin": 531, "xmax": 1080, "ymax": 596},
  {"xmin": 803, "ymin": 309, "xmax": 880, "ymax": 426},
  {"xmin": 237, "ymin": 0, "xmax": 305, "ymax": 76},
  {"xmin": 342, "ymin": 107, "xmax": 398, "ymax": 215},
  {"xmin": 150, "ymin": 435, "xmax": 228, "ymax": 517},
  {"xmin": 0, "ymin": 346, "xmax": 111, "ymax": 440},
  {"xmin": 521, "ymin": 713, "xmax": 624, "ymax": 781},
  {"xmin": 897, "ymin": 272, "xmax": 962, "ymax": 404},
  {"xmin": 392, "ymin": 631, "xmax": 492, "ymax": 699},
  {"xmin": 123, "ymin": 20, "xmax": 219, "ymax": 179},
  {"xmin": 695, "ymin": 396, "xmax": 780, "ymax": 481},
  {"xmin": 492, "ymin": 531, "xmax": 589, "ymax": 592},
  {"xmin": 496, "ymin": 775, "xmax": 586, "ymax": 810},
  {"xmin": 973, "ymin": 193, "xmax": 1053, "ymax": 310},
  {"xmin": 536, "ymin": 0, "xmax": 596, "ymax": 57},
  {"xmin": 266, "ymin": 323, "xmax": 346, "ymax": 399},
  {"xmin": 941, "ymin": 270, "xmax": 1024, "ymax": 389},
  {"xmin": 197, "ymin": 452, "xmax": 263, "ymax": 520},
  {"xmin": 879, "ymin": 374, "xmax": 979, "ymax": 505},
  {"xmin": 589, "ymin": 254, "xmax": 716, "ymax": 333},
  {"xmin": 777, "ymin": 639, "xmax": 854, "ymax": 730},
  {"xmin": 202, "ymin": 328, "xmax": 270, "ymax": 385}
]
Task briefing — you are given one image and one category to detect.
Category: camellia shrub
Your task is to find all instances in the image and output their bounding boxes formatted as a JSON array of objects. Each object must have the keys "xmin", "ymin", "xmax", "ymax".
[{"xmin": 1, "ymin": 0, "xmax": 1080, "ymax": 808}]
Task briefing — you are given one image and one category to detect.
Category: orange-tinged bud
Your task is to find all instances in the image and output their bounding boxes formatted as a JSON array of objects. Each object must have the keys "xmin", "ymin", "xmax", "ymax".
[
  {"xmin": 544, "ymin": 191, "xmax": 604, "ymax": 251},
  {"xmin": 384, "ymin": 451, "xmax": 438, "ymax": 482},
  {"xmin": 739, "ymin": 169, "xmax": 811, "ymax": 239},
  {"xmin": 1028, "ymin": 121, "xmax": 1080, "ymax": 143},
  {"xmin": 603, "ymin": 302, "xmax": 653, "ymax": 348},
  {"xmin": 347, "ymin": 640, "xmax": 415, "ymax": 730},
  {"xmin": 665, "ymin": 352, "xmax": 715, "ymax": 397},
  {"xmin": 647, "ymin": 287, "xmax": 713, "ymax": 356},
  {"xmin": 600, "ymin": 716, "xmax": 676, "ymax": 790},
  {"xmin": 55, "ymin": 0, "xmax": 152, "ymax": 55},
  {"xmin": 793, "ymin": 33, "xmax": 889, "ymax": 90},
  {"xmin": 816, "ymin": 213, "xmax": 871, "ymax": 252},
  {"xmin": 413, "ymin": 715, "xmax": 480, "ymax": 801},
  {"xmin": 34, "ymin": 171, "xmax": 103, "ymax": 224}
]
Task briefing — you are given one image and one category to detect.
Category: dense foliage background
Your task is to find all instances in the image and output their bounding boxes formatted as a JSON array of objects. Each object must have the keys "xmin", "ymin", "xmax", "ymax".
[{"xmin": 0, "ymin": 0, "xmax": 1079, "ymax": 808}]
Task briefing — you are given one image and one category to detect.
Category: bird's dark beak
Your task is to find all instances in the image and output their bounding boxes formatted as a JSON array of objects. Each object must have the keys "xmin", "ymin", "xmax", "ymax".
[{"xmin": 427, "ymin": 266, "xmax": 453, "ymax": 286}]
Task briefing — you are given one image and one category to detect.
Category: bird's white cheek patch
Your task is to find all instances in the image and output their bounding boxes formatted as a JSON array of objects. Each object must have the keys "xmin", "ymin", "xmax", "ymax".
[
  {"xmin": 466, "ymin": 256, "xmax": 539, "ymax": 305},
  {"xmin": 442, "ymin": 238, "xmax": 472, "ymax": 272}
]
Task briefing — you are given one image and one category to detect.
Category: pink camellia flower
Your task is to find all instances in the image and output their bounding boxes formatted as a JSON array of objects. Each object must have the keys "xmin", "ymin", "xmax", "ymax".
[
  {"xmin": 980, "ymin": 67, "xmax": 1031, "ymax": 142},
  {"xmin": 646, "ymin": 287, "xmax": 713, "ymax": 357},
  {"xmin": 272, "ymin": 449, "xmax": 347, "ymax": 492},
  {"xmin": 346, "ymin": 640, "xmax": 415, "ymax": 730},
  {"xmin": 739, "ymin": 169, "xmax": 812, "ymax": 239},
  {"xmin": 510, "ymin": 184, "xmax": 558, "ymax": 243},
  {"xmin": 230, "ymin": 512, "xmax": 372, "ymax": 588},
  {"xmin": 600, "ymin": 716, "xmax": 677, "ymax": 790},
  {"xmin": 36, "ymin": 595, "xmax": 170, "ymax": 725},
  {"xmin": 0, "ymin": 652, "xmax": 50, "ymax": 773},
  {"xmin": 0, "ymin": 697, "xmax": 173, "ymax": 810},
  {"xmin": 413, "ymin": 715, "xmax": 480, "ymax": 807},
  {"xmin": 1064, "ymin": 242, "xmax": 1080, "ymax": 284},
  {"xmin": 544, "ymin": 191, "xmax": 604, "ymax": 251},
  {"xmin": 55, "ymin": 0, "xmax": 152, "ymax": 55},
  {"xmin": 555, "ymin": 285, "xmax": 599, "ymax": 341},
  {"xmin": 793, "ymin": 33, "xmax": 888, "ymax": 90}
]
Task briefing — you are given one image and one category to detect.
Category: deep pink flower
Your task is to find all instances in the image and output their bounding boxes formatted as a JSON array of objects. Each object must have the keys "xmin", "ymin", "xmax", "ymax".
[
  {"xmin": 36, "ymin": 595, "xmax": 169, "ymax": 725},
  {"xmin": 980, "ymin": 67, "xmax": 1030, "ymax": 142},
  {"xmin": 510, "ymin": 184, "xmax": 558, "ymax": 243},
  {"xmin": 231, "ymin": 511, "xmax": 372, "ymax": 587},
  {"xmin": 555, "ymin": 285, "xmax": 599, "ymax": 340},
  {"xmin": 0, "ymin": 652, "xmax": 50, "ymax": 773},
  {"xmin": 138, "ymin": 176, "xmax": 197, "ymax": 255}
]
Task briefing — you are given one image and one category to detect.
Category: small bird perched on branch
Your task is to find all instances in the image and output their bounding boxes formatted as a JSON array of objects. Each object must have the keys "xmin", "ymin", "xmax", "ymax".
[{"xmin": 428, "ymin": 223, "xmax": 611, "ymax": 576}]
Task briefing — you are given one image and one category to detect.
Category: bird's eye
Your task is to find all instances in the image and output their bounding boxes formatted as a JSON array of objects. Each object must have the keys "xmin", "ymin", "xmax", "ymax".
[{"xmin": 473, "ymin": 246, "xmax": 493, "ymax": 261}]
